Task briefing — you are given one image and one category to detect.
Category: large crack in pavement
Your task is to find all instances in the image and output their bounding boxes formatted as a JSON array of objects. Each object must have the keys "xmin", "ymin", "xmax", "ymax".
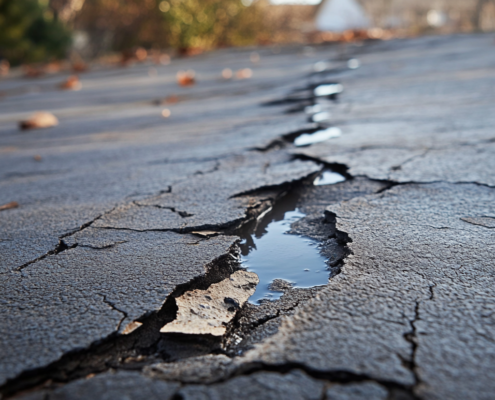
[
  {"xmin": 0, "ymin": 164, "xmax": 330, "ymax": 396},
  {"xmin": 4, "ymin": 41, "xmax": 410, "ymax": 399},
  {"xmin": 11, "ymin": 205, "xmax": 121, "ymax": 275},
  {"xmin": 3, "ymin": 35, "xmax": 495, "ymax": 400},
  {"xmin": 4, "ymin": 175, "xmax": 396, "ymax": 399},
  {"xmin": 1, "ymin": 243, "xmax": 241, "ymax": 397}
]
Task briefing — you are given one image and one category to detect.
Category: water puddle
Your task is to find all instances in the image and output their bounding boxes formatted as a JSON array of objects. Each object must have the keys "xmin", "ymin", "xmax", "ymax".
[
  {"xmin": 314, "ymin": 171, "xmax": 346, "ymax": 186},
  {"xmin": 311, "ymin": 111, "xmax": 332, "ymax": 123},
  {"xmin": 294, "ymin": 127, "xmax": 341, "ymax": 147},
  {"xmin": 239, "ymin": 191, "xmax": 329, "ymax": 303},
  {"xmin": 347, "ymin": 58, "xmax": 361, "ymax": 69},
  {"xmin": 314, "ymin": 83, "xmax": 343, "ymax": 97},
  {"xmin": 304, "ymin": 104, "xmax": 323, "ymax": 114}
]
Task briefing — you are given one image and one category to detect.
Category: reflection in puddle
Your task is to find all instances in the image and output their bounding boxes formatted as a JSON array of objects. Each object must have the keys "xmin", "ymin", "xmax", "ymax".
[
  {"xmin": 314, "ymin": 171, "xmax": 346, "ymax": 186},
  {"xmin": 311, "ymin": 111, "xmax": 332, "ymax": 123},
  {"xmin": 314, "ymin": 83, "xmax": 343, "ymax": 97},
  {"xmin": 304, "ymin": 104, "xmax": 322, "ymax": 114},
  {"xmin": 314, "ymin": 61, "xmax": 330, "ymax": 72},
  {"xmin": 239, "ymin": 192, "xmax": 329, "ymax": 303},
  {"xmin": 294, "ymin": 127, "xmax": 341, "ymax": 146},
  {"xmin": 347, "ymin": 58, "xmax": 361, "ymax": 69}
]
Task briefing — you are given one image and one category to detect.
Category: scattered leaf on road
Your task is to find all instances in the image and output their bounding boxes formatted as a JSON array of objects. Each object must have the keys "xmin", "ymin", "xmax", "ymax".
[
  {"xmin": 23, "ymin": 65, "xmax": 44, "ymax": 78},
  {"xmin": 0, "ymin": 60, "xmax": 9, "ymax": 76},
  {"xmin": 236, "ymin": 68, "xmax": 252, "ymax": 79},
  {"xmin": 59, "ymin": 75, "xmax": 82, "ymax": 91},
  {"xmin": 19, "ymin": 112, "xmax": 59, "ymax": 130},
  {"xmin": 72, "ymin": 62, "xmax": 88, "ymax": 73},
  {"xmin": 0, "ymin": 201, "xmax": 19, "ymax": 212},
  {"xmin": 222, "ymin": 68, "xmax": 233, "ymax": 79},
  {"xmin": 177, "ymin": 70, "xmax": 196, "ymax": 86}
]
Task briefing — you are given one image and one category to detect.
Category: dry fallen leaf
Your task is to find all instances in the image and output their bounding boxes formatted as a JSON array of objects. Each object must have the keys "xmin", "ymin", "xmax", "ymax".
[
  {"xmin": 177, "ymin": 70, "xmax": 196, "ymax": 86},
  {"xmin": 160, "ymin": 270, "xmax": 259, "ymax": 336},
  {"xmin": 59, "ymin": 75, "xmax": 82, "ymax": 91},
  {"xmin": 236, "ymin": 68, "xmax": 252, "ymax": 79},
  {"xmin": 72, "ymin": 62, "xmax": 88, "ymax": 73},
  {"xmin": 135, "ymin": 47, "xmax": 148, "ymax": 62},
  {"xmin": 45, "ymin": 61, "xmax": 61, "ymax": 74},
  {"xmin": 121, "ymin": 48, "xmax": 148, "ymax": 66},
  {"xmin": 0, "ymin": 60, "xmax": 9, "ymax": 76},
  {"xmin": 0, "ymin": 201, "xmax": 19, "ymax": 212},
  {"xmin": 153, "ymin": 95, "xmax": 182, "ymax": 106},
  {"xmin": 221, "ymin": 68, "xmax": 233, "ymax": 80},
  {"xmin": 19, "ymin": 112, "xmax": 59, "ymax": 130},
  {"xmin": 23, "ymin": 65, "xmax": 44, "ymax": 78},
  {"xmin": 165, "ymin": 95, "xmax": 179, "ymax": 104}
]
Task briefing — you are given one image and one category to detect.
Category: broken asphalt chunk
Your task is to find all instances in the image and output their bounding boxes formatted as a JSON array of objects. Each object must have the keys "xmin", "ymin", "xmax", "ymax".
[
  {"xmin": 59, "ymin": 75, "xmax": 82, "ymax": 91},
  {"xmin": 160, "ymin": 270, "xmax": 259, "ymax": 336},
  {"xmin": 192, "ymin": 231, "xmax": 219, "ymax": 237}
]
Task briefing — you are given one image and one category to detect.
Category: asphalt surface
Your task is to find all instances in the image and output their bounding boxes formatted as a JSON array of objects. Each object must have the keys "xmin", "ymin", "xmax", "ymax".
[{"xmin": 1, "ymin": 33, "xmax": 494, "ymax": 399}]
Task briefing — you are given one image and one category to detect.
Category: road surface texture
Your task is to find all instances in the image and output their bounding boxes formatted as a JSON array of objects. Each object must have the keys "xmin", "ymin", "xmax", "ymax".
[{"xmin": 1, "ymin": 33, "xmax": 494, "ymax": 399}]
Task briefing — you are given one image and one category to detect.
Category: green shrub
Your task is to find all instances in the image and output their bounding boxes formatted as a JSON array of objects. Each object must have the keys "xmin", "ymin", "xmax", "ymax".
[
  {"xmin": 158, "ymin": 0, "xmax": 265, "ymax": 51},
  {"xmin": 0, "ymin": 0, "xmax": 72, "ymax": 65}
]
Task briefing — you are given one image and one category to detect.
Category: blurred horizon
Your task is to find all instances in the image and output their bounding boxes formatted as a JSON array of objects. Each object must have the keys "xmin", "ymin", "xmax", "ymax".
[{"xmin": 0, "ymin": 0, "xmax": 494, "ymax": 69}]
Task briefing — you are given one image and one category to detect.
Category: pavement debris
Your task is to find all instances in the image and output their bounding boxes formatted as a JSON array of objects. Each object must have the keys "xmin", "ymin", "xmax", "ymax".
[{"xmin": 160, "ymin": 270, "xmax": 259, "ymax": 336}]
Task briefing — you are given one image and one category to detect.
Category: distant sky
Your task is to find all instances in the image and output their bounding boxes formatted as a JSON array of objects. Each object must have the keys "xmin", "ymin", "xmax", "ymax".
[{"xmin": 270, "ymin": 0, "xmax": 322, "ymax": 4}]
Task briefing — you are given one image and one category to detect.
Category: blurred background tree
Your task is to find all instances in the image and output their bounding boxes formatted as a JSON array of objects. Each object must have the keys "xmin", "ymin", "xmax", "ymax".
[
  {"xmin": 72, "ymin": 0, "xmax": 165, "ymax": 57},
  {"xmin": 72, "ymin": 0, "xmax": 267, "ymax": 57},
  {"xmin": 158, "ymin": 0, "xmax": 266, "ymax": 52},
  {"xmin": 0, "ymin": 0, "xmax": 72, "ymax": 65},
  {"xmin": 1, "ymin": 0, "xmax": 494, "ymax": 66}
]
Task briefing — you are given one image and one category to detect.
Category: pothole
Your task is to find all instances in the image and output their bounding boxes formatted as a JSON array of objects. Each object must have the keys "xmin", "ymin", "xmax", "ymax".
[{"xmin": 238, "ymin": 190, "xmax": 331, "ymax": 304}]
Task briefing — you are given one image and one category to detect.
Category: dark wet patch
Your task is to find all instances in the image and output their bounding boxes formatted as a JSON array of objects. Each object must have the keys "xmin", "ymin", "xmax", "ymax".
[{"xmin": 238, "ymin": 191, "xmax": 329, "ymax": 304}]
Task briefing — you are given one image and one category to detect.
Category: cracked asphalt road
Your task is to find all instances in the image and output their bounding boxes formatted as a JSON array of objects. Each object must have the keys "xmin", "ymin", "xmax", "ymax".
[{"xmin": 1, "ymin": 34, "xmax": 495, "ymax": 399}]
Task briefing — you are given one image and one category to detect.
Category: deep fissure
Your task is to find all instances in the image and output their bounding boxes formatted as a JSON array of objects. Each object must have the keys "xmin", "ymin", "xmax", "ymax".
[
  {"xmin": 1, "ymin": 168, "xmax": 354, "ymax": 398},
  {"xmin": 1, "ymin": 43, "xmax": 430, "ymax": 399}
]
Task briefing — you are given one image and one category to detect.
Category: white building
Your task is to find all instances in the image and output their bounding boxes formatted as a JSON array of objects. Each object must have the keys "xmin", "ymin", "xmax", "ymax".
[{"xmin": 315, "ymin": 0, "xmax": 370, "ymax": 32}]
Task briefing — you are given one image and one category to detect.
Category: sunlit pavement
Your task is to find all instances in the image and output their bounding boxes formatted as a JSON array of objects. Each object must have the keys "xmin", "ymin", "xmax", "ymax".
[{"xmin": 1, "ymin": 34, "xmax": 495, "ymax": 400}]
